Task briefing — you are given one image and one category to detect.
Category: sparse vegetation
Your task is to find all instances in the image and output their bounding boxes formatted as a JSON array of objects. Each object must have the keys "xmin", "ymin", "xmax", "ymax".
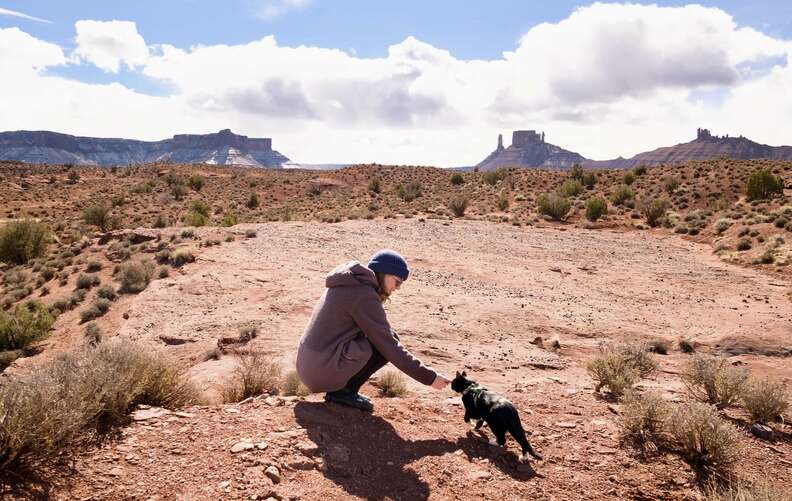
[
  {"xmin": 741, "ymin": 377, "xmax": 789, "ymax": 424},
  {"xmin": 666, "ymin": 401, "xmax": 741, "ymax": 478},
  {"xmin": 587, "ymin": 352, "xmax": 640, "ymax": 398},
  {"xmin": 449, "ymin": 197, "xmax": 469, "ymax": 217},
  {"xmin": 281, "ymin": 369, "xmax": 310, "ymax": 397},
  {"xmin": 537, "ymin": 193, "xmax": 571, "ymax": 220},
  {"xmin": 116, "ymin": 260, "xmax": 156, "ymax": 293},
  {"xmin": 610, "ymin": 185, "xmax": 634, "ymax": 205},
  {"xmin": 450, "ymin": 173, "xmax": 464, "ymax": 185},
  {"xmin": 746, "ymin": 169, "xmax": 784, "ymax": 201},
  {"xmin": 377, "ymin": 370, "xmax": 407, "ymax": 397},
  {"xmin": 395, "ymin": 182, "xmax": 422, "ymax": 202},
  {"xmin": 0, "ymin": 300, "xmax": 54, "ymax": 351},
  {"xmin": 620, "ymin": 391, "xmax": 671, "ymax": 447},
  {"xmin": 642, "ymin": 198, "xmax": 669, "ymax": 228},
  {"xmin": 83, "ymin": 205, "xmax": 111, "ymax": 231},
  {"xmin": 222, "ymin": 350, "xmax": 281, "ymax": 403},
  {"xmin": 585, "ymin": 197, "xmax": 608, "ymax": 222}
]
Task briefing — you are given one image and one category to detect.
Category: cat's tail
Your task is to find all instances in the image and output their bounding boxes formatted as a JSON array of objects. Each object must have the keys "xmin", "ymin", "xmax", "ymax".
[{"xmin": 509, "ymin": 413, "xmax": 543, "ymax": 461}]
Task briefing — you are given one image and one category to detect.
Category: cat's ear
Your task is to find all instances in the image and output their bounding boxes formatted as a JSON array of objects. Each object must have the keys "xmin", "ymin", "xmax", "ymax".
[
  {"xmin": 462, "ymin": 370, "xmax": 467, "ymax": 377},
  {"xmin": 455, "ymin": 371, "xmax": 461, "ymax": 377}
]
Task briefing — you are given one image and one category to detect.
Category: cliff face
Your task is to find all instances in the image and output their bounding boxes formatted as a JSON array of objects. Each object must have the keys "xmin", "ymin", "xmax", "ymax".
[
  {"xmin": 0, "ymin": 129, "xmax": 289, "ymax": 168},
  {"xmin": 476, "ymin": 130, "xmax": 585, "ymax": 171}
]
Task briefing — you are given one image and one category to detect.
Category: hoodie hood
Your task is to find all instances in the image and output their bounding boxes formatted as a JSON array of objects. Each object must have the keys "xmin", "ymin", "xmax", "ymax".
[{"xmin": 325, "ymin": 261, "xmax": 379, "ymax": 289}]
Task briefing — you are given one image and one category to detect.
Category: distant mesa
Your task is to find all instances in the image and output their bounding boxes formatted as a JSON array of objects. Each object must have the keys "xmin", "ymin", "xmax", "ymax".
[
  {"xmin": 0, "ymin": 128, "xmax": 289, "ymax": 168},
  {"xmin": 477, "ymin": 128, "xmax": 792, "ymax": 170},
  {"xmin": 476, "ymin": 130, "xmax": 585, "ymax": 171}
]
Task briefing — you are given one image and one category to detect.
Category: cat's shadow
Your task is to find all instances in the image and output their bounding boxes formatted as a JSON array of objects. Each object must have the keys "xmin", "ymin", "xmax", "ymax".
[{"xmin": 293, "ymin": 401, "xmax": 537, "ymax": 501}]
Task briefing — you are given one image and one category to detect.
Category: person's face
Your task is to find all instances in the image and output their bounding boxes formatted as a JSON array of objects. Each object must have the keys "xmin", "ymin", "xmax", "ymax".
[{"xmin": 382, "ymin": 274, "xmax": 403, "ymax": 295}]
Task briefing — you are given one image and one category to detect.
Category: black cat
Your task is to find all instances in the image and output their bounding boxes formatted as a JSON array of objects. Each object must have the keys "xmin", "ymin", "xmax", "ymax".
[{"xmin": 451, "ymin": 371, "xmax": 542, "ymax": 462}]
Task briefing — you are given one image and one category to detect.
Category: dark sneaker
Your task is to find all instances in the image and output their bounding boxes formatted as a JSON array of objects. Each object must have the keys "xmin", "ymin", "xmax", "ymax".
[{"xmin": 324, "ymin": 388, "xmax": 374, "ymax": 412}]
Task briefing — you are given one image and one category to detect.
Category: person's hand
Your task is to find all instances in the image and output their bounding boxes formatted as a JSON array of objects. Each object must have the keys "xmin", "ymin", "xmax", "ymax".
[{"xmin": 431, "ymin": 373, "xmax": 450, "ymax": 390}]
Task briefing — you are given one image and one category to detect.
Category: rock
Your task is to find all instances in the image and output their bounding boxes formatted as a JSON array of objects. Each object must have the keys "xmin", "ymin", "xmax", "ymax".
[
  {"xmin": 296, "ymin": 440, "xmax": 319, "ymax": 456},
  {"xmin": 555, "ymin": 421, "xmax": 578, "ymax": 429},
  {"xmin": 327, "ymin": 444, "xmax": 350, "ymax": 463},
  {"xmin": 287, "ymin": 457, "xmax": 315, "ymax": 470},
  {"xmin": 750, "ymin": 423, "xmax": 775, "ymax": 441},
  {"xmin": 107, "ymin": 467, "xmax": 124, "ymax": 477},
  {"xmin": 132, "ymin": 407, "xmax": 170, "ymax": 421},
  {"xmin": 231, "ymin": 441, "xmax": 255, "ymax": 453},
  {"xmin": 265, "ymin": 465, "xmax": 281, "ymax": 484},
  {"xmin": 256, "ymin": 442, "xmax": 269, "ymax": 450},
  {"xmin": 265, "ymin": 396, "xmax": 284, "ymax": 407},
  {"xmin": 470, "ymin": 469, "xmax": 491, "ymax": 480},
  {"xmin": 159, "ymin": 335, "xmax": 193, "ymax": 345},
  {"xmin": 607, "ymin": 404, "xmax": 620, "ymax": 415}
]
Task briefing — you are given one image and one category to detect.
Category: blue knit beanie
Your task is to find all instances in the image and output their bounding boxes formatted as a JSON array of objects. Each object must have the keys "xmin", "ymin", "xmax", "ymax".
[{"xmin": 367, "ymin": 249, "xmax": 410, "ymax": 281}]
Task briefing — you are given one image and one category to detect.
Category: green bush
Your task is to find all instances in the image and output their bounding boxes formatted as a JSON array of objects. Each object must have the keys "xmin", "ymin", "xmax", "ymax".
[
  {"xmin": 170, "ymin": 248, "xmax": 195, "ymax": 267},
  {"xmin": 450, "ymin": 173, "xmax": 464, "ymax": 185},
  {"xmin": 368, "ymin": 177, "xmax": 381, "ymax": 193},
  {"xmin": 246, "ymin": 193, "xmax": 260, "ymax": 209},
  {"xmin": 183, "ymin": 211, "xmax": 209, "ymax": 227},
  {"xmin": 610, "ymin": 185, "xmax": 634, "ymax": 205},
  {"xmin": 96, "ymin": 284, "xmax": 117, "ymax": 301},
  {"xmin": 83, "ymin": 205, "xmax": 111, "ymax": 231},
  {"xmin": 0, "ymin": 219, "xmax": 51, "ymax": 265},
  {"xmin": 663, "ymin": 176, "xmax": 680, "ymax": 194},
  {"xmin": 75, "ymin": 273, "xmax": 100, "ymax": 290},
  {"xmin": 188, "ymin": 175, "xmax": 204, "ymax": 192},
  {"xmin": 171, "ymin": 184, "xmax": 187, "ymax": 201},
  {"xmin": 497, "ymin": 193, "xmax": 509, "ymax": 210},
  {"xmin": 633, "ymin": 165, "xmax": 647, "ymax": 176},
  {"xmin": 585, "ymin": 197, "xmax": 608, "ymax": 222},
  {"xmin": 0, "ymin": 300, "xmax": 54, "ymax": 351},
  {"xmin": 221, "ymin": 212, "xmax": 239, "ymax": 227},
  {"xmin": 623, "ymin": 172, "xmax": 635, "ymax": 186},
  {"xmin": 682, "ymin": 355, "xmax": 747, "ymax": 409},
  {"xmin": 582, "ymin": 172, "xmax": 597, "ymax": 188},
  {"xmin": 395, "ymin": 182, "xmax": 422, "ymax": 202},
  {"xmin": 746, "ymin": 169, "xmax": 784, "ymax": 201},
  {"xmin": 642, "ymin": 198, "xmax": 669, "ymax": 227},
  {"xmin": 482, "ymin": 168, "xmax": 508, "ymax": 186},
  {"xmin": 560, "ymin": 179, "xmax": 584, "ymax": 197},
  {"xmin": 569, "ymin": 164, "xmax": 584, "ymax": 180},
  {"xmin": 537, "ymin": 193, "xmax": 571, "ymax": 220}
]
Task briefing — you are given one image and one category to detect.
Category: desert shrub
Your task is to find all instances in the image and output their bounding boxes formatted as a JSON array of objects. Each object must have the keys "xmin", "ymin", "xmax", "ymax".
[
  {"xmin": 158, "ymin": 266, "xmax": 169, "ymax": 279},
  {"xmin": 737, "ymin": 238, "xmax": 752, "ymax": 251},
  {"xmin": 569, "ymin": 164, "xmax": 583, "ymax": 180},
  {"xmin": 497, "ymin": 193, "xmax": 509, "ymax": 210},
  {"xmin": 83, "ymin": 205, "xmax": 111, "ymax": 231},
  {"xmin": 171, "ymin": 184, "xmax": 187, "ymax": 201},
  {"xmin": 111, "ymin": 195, "xmax": 126, "ymax": 207},
  {"xmin": 221, "ymin": 212, "xmax": 239, "ymax": 227},
  {"xmin": 642, "ymin": 198, "xmax": 669, "ymax": 228},
  {"xmin": 188, "ymin": 175, "xmax": 204, "ymax": 192},
  {"xmin": 153, "ymin": 214, "xmax": 169, "ymax": 228},
  {"xmin": 245, "ymin": 229, "xmax": 257, "ymax": 238},
  {"xmin": 703, "ymin": 478, "xmax": 791, "ymax": 501},
  {"xmin": 395, "ymin": 182, "xmax": 422, "ymax": 202},
  {"xmin": 450, "ymin": 173, "xmax": 464, "ymax": 185},
  {"xmin": 714, "ymin": 219, "xmax": 732, "ymax": 234},
  {"xmin": 80, "ymin": 298, "xmax": 111, "ymax": 323},
  {"xmin": 449, "ymin": 197, "xmax": 469, "ymax": 217},
  {"xmin": 560, "ymin": 179, "xmax": 584, "ymax": 197},
  {"xmin": 83, "ymin": 322, "xmax": 103, "ymax": 346},
  {"xmin": 741, "ymin": 377, "xmax": 789, "ymax": 424},
  {"xmin": 246, "ymin": 193, "xmax": 260, "ymax": 209},
  {"xmin": 623, "ymin": 172, "xmax": 635, "ymax": 186},
  {"xmin": 604, "ymin": 341, "xmax": 658, "ymax": 378},
  {"xmin": 170, "ymin": 248, "xmax": 194, "ymax": 267},
  {"xmin": 482, "ymin": 168, "xmax": 508, "ymax": 186},
  {"xmin": 585, "ymin": 197, "xmax": 608, "ymax": 222},
  {"xmin": 85, "ymin": 260, "xmax": 102, "ymax": 273},
  {"xmin": 0, "ymin": 300, "xmax": 54, "ymax": 351},
  {"xmin": 377, "ymin": 370, "xmax": 407, "ymax": 397},
  {"xmin": 620, "ymin": 391, "xmax": 671, "ymax": 447},
  {"xmin": 190, "ymin": 200, "xmax": 211, "ymax": 217},
  {"xmin": 67, "ymin": 170, "xmax": 79, "ymax": 184},
  {"xmin": 682, "ymin": 355, "xmax": 748, "ymax": 409},
  {"xmin": 116, "ymin": 260, "xmax": 155, "ymax": 293},
  {"xmin": 281, "ymin": 370, "xmax": 310, "ymax": 397},
  {"xmin": 0, "ymin": 219, "xmax": 51, "ymax": 265},
  {"xmin": 40, "ymin": 267, "xmax": 55, "ymax": 281},
  {"xmin": 0, "ymin": 349, "xmax": 22, "ymax": 369},
  {"xmin": 75, "ymin": 273, "xmax": 100, "ymax": 290},
  {"xmin": 582, "ymin": 172, "xmax": 597, "ymax": 188},
  {"xmin": 587, "ymin": 353, "xmax": 639, "ymax": 398},
  {"xmin": 368, "ymin": 177, "xmax": 382, "ymax": 193},
  {"xmin": 537, "ymin": 193, "xmax": 571, "ymax": 220},
  {"xmin": 222, "ymin": 350, "xmax": 281, "ymax": 403},
  {"xmin": 610, "ymin": 185, "xmax": 635, "ymax": 205},
  {"xmin": 183, "ymin": 210, "xmax": 209, "ymax": 227},
  {"xmin": 96, "ymin": 284, "xmax": 117, "ymax": 301},
  {"xmin": 746, "ymin": 170, "xmax": 784, "ymax": 201},
  {"xmin": 679, "ymin": 338, "xmax": 696, "ymax": 353},
  {"xmin": 666, "ymin": 401, "xmax": 741, "ymax": 478},
  {"xmin": 633, "ymin": 165, "xmax": 647, "ymax": 176},
  {"xmin": 663, "ymin": 177, "xmax": 680, "ymax": 194}
]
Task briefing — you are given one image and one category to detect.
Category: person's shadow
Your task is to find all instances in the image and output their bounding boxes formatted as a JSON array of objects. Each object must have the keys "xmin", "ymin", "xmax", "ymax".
[{"xmin": 294, "ymin": 401, "xmax": 537, "ymax": 501}]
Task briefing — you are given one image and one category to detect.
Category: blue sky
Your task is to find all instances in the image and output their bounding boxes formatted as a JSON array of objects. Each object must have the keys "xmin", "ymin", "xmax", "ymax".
[{"xmin": 1, "ymin": 1, "xmax": 791, "ymax": 164}]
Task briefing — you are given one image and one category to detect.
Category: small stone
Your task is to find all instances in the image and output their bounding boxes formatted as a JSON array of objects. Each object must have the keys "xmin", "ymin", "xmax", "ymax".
[
  {"xmin": 219, "ymin": 480, "xmax": 231, "ymax": 488},
  {"xmin": 256, "ymin": 442, "xmax": 268, "ymax": 450},
  {"xmin": 231, "ymin": 441, "xmax": 255, "ymax": 453},
  {"xmin": 287, "ymin": 457, "xmax": 315, "ymax": 470},
  {"xmin": 471, "ymin": 469, "xmax": 491, "ymax": 480},
  {"xmin": 555, "ymin": 421, "xmax": 577, "ymax": 429},
  {"xmin": 265, "ymin": 465, "xmax": 281, "ymax": 484},
  {"xmin": 132, "ymin": 407, "xmax": 170, "ymax": 421},
  {"xmin": 750, "ymin": 423, "xmax": 775, "ymax": 441},
  {"xmin": 265, "ymin": 397, "xmax": 283, "ymax": 407},
  {"xmin": 296, "ymin": 440, "xmax": 319, "ymax": 456},
  {"xmin": 107, "ymin": 467, "xmax": 124, "ymax": 477}
]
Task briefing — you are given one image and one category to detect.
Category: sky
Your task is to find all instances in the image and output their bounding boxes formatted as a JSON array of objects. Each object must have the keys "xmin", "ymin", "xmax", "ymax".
[{"xmin": 1, "ymin": 1, "xmax": 791, "ymax": 166}]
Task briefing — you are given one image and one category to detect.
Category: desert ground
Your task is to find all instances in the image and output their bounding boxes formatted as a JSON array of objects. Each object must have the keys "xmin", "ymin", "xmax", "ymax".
[{"xmin": 1, "ymin": 160, "xmax": 791, "ymax": 500}]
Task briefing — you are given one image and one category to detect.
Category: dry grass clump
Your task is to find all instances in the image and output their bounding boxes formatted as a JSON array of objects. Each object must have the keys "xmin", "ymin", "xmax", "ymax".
[
  {"xmin": 703, "ymin": 478, "xmax": 791, "ymax": 501},
  {"xmin": 448, "ymin": 197, "xmax": 469, "ymax": 217},
  {"xmin": 170, "ymin": 247, "xmax": 195, "ymax": 267},
  {"xmin": 281, "ymin": 369, "xmax": 310, "ymax": 397},
  {"xmin": 116, "ymin": 260, "xmax": 155, "ymax": 293},
  {"xmin": 741, "ymin": 377, "xmax": 789, "ymax": 424},
  {"xmin": 0, "ymin": 219, "xmax": 51, "ymax": 265},
  {"xmin": 377, "ymin": 370, "xmax": 408, "ymax": 397},
  {"xmin": 222, "ymin": 350, "xmax": 281, "ymax": 403},
  {"xmin": 620, "ymin": 391, "xmax": 672, "ymax": 447},
  {"xmin": 682, "ymin": 355, "xmax": 748, "ymax": 409},
  {"xmin": 666, "ymin": 401, "xmax": 742, "ymax": 479},
  {"xmin": 0, "ymin": 300, "xmax": 54, "ymax": 351},
  {"xmin": 537, "ymin": 193, "xmax": 571, "ymax": 220},
  {"xmin": 0, "ymin": 338, "xmax": 197, "ymax": 471},
  {"xmin": 75, "ymin": 273, "xmax": 100, "ymax": 290},
  {"xmin": 587, "ymin": 341, "xmax": 658, "ymax": 398}
]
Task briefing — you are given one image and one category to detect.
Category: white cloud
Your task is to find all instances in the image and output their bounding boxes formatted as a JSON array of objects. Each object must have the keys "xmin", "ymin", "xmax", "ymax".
[
  {"xmin": 0, "ymin": 27, "xmax": 65, "ymax": 74},
  {"xmin": 253, "ymin": 0, "xmax": 313, "ymax": 20},
  {"xmin": 0, "ymin": 7, "xmax": 51, "ymax": 23},
  {"xmin": 73, "ymin": 20, "xmax": 149, "ymax": 73},
  {"xmin": 1, "ymin": 4, "xmax": 791, "ymax": 165}
]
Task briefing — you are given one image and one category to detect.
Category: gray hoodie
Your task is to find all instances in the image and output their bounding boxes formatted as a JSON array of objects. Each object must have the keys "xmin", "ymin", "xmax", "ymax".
[{"xmin": 296, "ymin": 261, "xmax": 437, "ymax": 393}]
